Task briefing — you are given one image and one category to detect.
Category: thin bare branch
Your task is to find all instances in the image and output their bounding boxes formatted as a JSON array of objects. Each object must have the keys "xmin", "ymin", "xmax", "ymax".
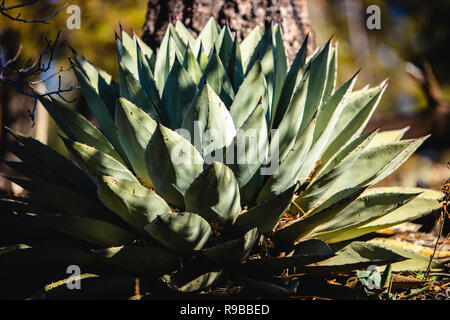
[{"xmin": 0, "ymin": 0, "xmax": 73, "ymax": 24}]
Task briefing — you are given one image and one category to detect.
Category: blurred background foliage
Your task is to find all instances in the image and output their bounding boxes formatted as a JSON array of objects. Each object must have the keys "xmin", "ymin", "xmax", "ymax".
[{"xmin": 0, "ymin": 0, "xmax": 448, "ymax": 192}]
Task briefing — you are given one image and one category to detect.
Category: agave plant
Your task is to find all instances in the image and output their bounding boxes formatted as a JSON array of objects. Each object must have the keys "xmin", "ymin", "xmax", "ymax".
[{"xmin": 0, "ymin": 18, "xmax": 443, "ymax": 299}]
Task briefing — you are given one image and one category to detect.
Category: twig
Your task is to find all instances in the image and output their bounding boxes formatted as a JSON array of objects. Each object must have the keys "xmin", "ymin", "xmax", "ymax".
[{"xmin": 0, "ymin": 0, "xmax": 73, "ymax": 24}]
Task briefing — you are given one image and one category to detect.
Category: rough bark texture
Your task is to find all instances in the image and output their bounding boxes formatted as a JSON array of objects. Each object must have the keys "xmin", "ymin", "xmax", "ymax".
[{"xmin": 142, "ymin": 0, "xmax": 316, "ymax": 60}]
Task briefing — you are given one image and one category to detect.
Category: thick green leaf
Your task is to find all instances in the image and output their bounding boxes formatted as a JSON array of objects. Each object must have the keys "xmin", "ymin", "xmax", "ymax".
[
  {"xmin": 320, "ymin": 83, "xmax": 387, "ymax": 166},
  {"xmin": 270, "ymin": 24, "xmax": 288, "ymax": 126},
  {"xmin": 182, "ymin": 46, "xmax": 203, "ymax": 84},
  {"xmin": 145, "ymin": 212, "xmax": 212, "ymax": 254},
  {"xmin": 62, "ymin": 138, "xmax": 138, "ymax": 184},
  {"xmin": 185, "ymin": 162, "xmax": 241, "ymax": 225},
  {"xmin": 145, "ymin": 124, "xmax": 204, "ymax": 209},
  {"xmin": 239, "ymin": 240, "xmax": 334, "ymax": 275},
  {"xmin": 229, "ymin": 60, "xmax": 265, "ymax": 130},
  {"xmin": 275, "ymin": 187, "xmax": 365, "ymax": 244},
  {"xmin": 115, "ymin": 97, "xmax": 156, "ymax": 187},
  {"xmin": 35, "ymin": 215, "xmax": 136, "ymax": 247},
  {"xmin": 175, "ymin": 20, "xmax": 195, "ymax": 48},
  {"xmin": 323, "ymin": 189, "xmax": 443, "ymax": 243},
  {"xmin": 136, "ymin": 41, "xmax": 161, "ymax": 114},
  {"xmin": 296, "ymin": 138, "xmax": 423, "ymax": 214},
  {"xmin": 366, "ymin": 128, "xmax": 409, "ymax": 148},
  {"xmin": 118, "ymin": 61, "xmax": 159, "ymax": 119},
  {"xmin": 193, "ymin": 17, "xmax": 219, "ymax": 56},
  {"xmin": 256, "ymin": 117, "xmax": 315, "ymax": 203},
  {"xmin": 181, "ymin": 84, "xmax": 236, "ymax": 157},
  {"xmin": 94, "ymin": 245, "xmax": 177, "ymax": 275},
  {"xmin": 71, "ymin": 48, "xmax": 118, "ymax": 116},
  {"xmin": 240, "ymin": 26, "xmax": 262, "ymax": 73},
  {"xmin": 272, "ymin": 34, "xmax": 309, "ymax": 129},
  {"xmin": 235, "ymin": 184, "xmax": 296, "ymax": 235},
  {"xmin": 225, "ymin": 102, "xmax": 268, "ymax": 188},
  {"xmin": 299, "ymin": 241, "xmax": 407, "ymax": 274},
  {"xmin": 5, "ymin": 177, "xmax": 107, "ymax": 218},
  {"xmin": 37, "ymin": 95, "xmax": 124, "ymax": 164},
  {"xmin": 72, "ymin": 65, "xmax": 120, "ymax": 149},
  {"xmin": 160, "ymin": 57, "xmax": 199, "ymax": 129},
  {"xmin": 97, "ymin": 176, "xmax": 170, "ymax": 232},
  {"xmin": 268, "ymin": 72, "xmax": 309, "ymax": 162},
  {"xmin": 296, "ymin": 72, "xmax": 358, "ymax": 183},
  {"xmin": 5, "ymin": 128, "xmax": 96, "ymax": 197},
  {"xmin": 309, "ymin": 187, "xmax": 420, "ymax": 241},
  {"xmin": 297, "ymin": 40, "xmax": 332, "ymax": 134},
  {"xmin": 198, "ymin": 49, "xmax": 235, "ymax": 107},
  {"xmin": 201, "ymin": 228, "xmax": 259, "ymax": 265},
  {"xmin": 367, "ymin": 238, "xmax": 444, "ymax": 272}
]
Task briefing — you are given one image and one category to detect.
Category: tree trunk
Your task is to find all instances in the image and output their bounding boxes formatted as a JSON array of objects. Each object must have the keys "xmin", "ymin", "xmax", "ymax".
[{"xmin": 142, "ymin": 0, "xmax": 316, "ymax": 60}]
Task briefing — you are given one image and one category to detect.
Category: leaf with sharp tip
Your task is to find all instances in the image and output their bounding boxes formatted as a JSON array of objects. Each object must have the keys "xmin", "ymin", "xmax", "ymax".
[
  {"xmin": 116, "ymin": 32, "xmax": 139, "ymax": 79},
  {"xmin": 268, "ymin": 72, "xmax": 309, "ymax": 163},
  {"xmin": 193, "ymin": 17, "xmax": 219, "ymax": 56},
  {"xmin": 324, "ymin": 43, "xmax": 338, "ymax": 99},
  {"xmin": 136, "ymin": 41, "xmax": 161, "ymax": 113},
  {"xmin": 71, "ymin": 49, "xmax": 119, "ymax": 116},
  {"xmin": 160, "ymin": 58, "xmax": 198, "ymax": 129},
  {"xmin": 240, "ymin": 26, "xmax": 262, "ymax": 73},
  {"xmin": 323, "ymin": 188, "xmax": 443, "ymax": 243},
  {"xmin": 235, "ymin": 184, "xmax": 296, "ymax": 235},
  {"xmin": 270, "ymin": 24, "xmax": 288, "ymax": 126},
  {"xmin": 296, "ymin": 139, "xmax": 420, "ymax": 214},
  {"xmin": 275, "ymin": 186, "xmax": 365, "ymax": 245},
  {"xmin": 244, "ymin": 24, "xmax": 273, "ymax": 76},
  {"xmin": 296, "ymin": 73, "xmax": 358, "ymax": 183},
  {"xmin": 182, "ymin": 46, "xmax": 203, "ymax": 84},
  {"xmin": 145, "ymin": 124, "xmax": 204, "ymax": 209},
  {"xmin": 134, "ymin": 34, "xmax": 156, "ymax": 72},
  {"xmin": 181, "ymin": 84, "xmax": 236, "ymax": 157},
  {"xmin": 94, "ymin": 245, "xmax": 177, "ymax": 275},
  {"xmin": 5, "ymin": 176, "xmax": 107, "ymax": 218},
  {"xmin": 215, "ymin": 25, "xmax": 236, "ymax": 86},
  {"xmin": 118, "ymin": 61, "xmax": 159, "ymax": 120},
  {"xmin": 35, "ymin": 215, "xmax": 136, "ymax": 247},
  {"xmin": 154, "ymin": 28, "xmax": 177, "ymax": 95},
  {"xmin": 297, "ymin": 40, "xmax": 332, "ymax": 135},
  {"xmin": 198, "ymin": 50, "xmax": 235, "ymax": 108},
  {"xmin": 177, "ymin": 270, "xmax": 223, "ymax": 292},
  {"xmin": 97, "ymin": 176, "xmax": 170, "ymax": 232},
  {"xmin": 229, "ymin": 60, "xmax": 265, "ymax": 130},
  {"xmin": 225, "ymin": 102, "xmax": 268, "ymax": 188},
  {"xmin": 201, "ymin": 228, "xmax": 259, "ymax": 265},
  {"xmin": 62, "ymin": 138, "xmax": 139, "ymax": 184},
  {"xmin": 320, "ymin": 83, "xmax": 386, "ymax": 166},
  {"xmin": 366, "ymin": 127, "xmax": 409, "ymax": 148},
  {"xmin": 37, "ymin": 95, "xmax": 124, "ymax": 164},
  {"xmin": 309, "ymin": 187, "xmax": 420, "ymax": 240},
  {"xmin": 115, "ymin": 98, "xmax": 156, "ymax": 187},
  {"xmin": 167, "ymin": 24, "xmax": 187, "ymax": 56},
  {"xmin": 145, "ymin": 212, "xmax": 212, "ymax": 254},
  {"xmin": 272, "ymin": 34, "xmax": 309, "ymax": 129},
  {"xmin": 73, "ymin": 65, "xmax": 120, "ymax": 149},
  {"xmin": 313, "ymin": 129, "xmax": 378, "ymax": 182},
  {"xmin": 257, "ymin": 117, "xmax": 315, "ymax": 203},
  {"xmin": 185, "ymin": 162, "xmax": 241, "ymax": 225},
  {"xmin": 175, "ymin": 20, "xmax": 195, "ymax": 48},
  {"xmin": 299, "ymin": 241, "xmax": 407, "ymax": 274},
  {"xmin": 239, "ymin": 242, "xmax": 334, "ymax": 275},
  {"xmin": 367, "ymin": 238, "xmax": 444, "ymax": 272},
  {"xmin": 5, "ymin": 128, "xmax": 96, "ymax": 197}
]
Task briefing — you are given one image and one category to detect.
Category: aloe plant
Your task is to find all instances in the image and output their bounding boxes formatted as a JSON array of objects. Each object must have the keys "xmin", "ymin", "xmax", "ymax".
[{"xmin": 0, "ymin": 18, "xmax": 443, "ymax": 299}]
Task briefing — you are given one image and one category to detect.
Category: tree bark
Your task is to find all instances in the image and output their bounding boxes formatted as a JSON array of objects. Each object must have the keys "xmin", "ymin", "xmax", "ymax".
[{"xmin": 142, "ymin": 0, "xmax": 316, "ymax": 60}]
